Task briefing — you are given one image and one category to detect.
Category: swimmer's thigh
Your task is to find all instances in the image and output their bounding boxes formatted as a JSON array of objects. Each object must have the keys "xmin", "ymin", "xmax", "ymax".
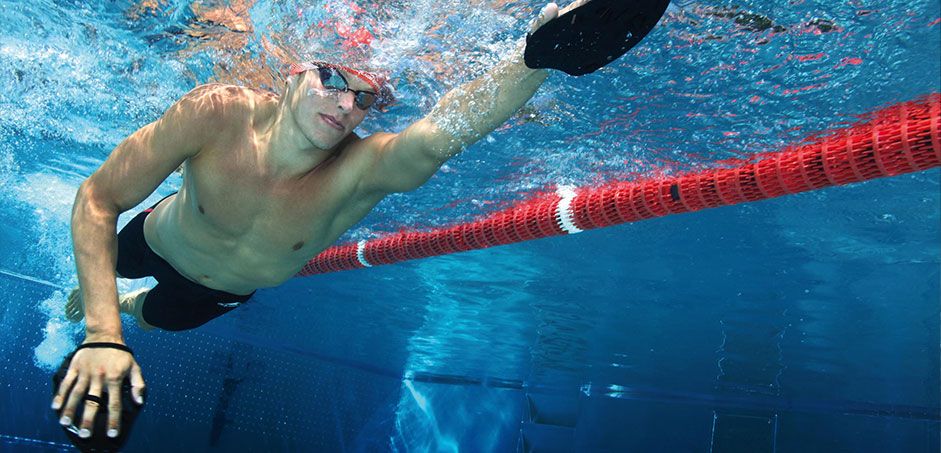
[{"xmin": 139, "ymin": 284, "xmax": 245, "ymax": 332}]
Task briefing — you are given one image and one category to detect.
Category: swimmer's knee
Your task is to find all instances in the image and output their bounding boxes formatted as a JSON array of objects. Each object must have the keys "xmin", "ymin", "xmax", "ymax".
[
  {"xmin": 137, "ymin": 317, "xmax": 157, "ymax": 332},
  {"xmin": 129, "ymin": 289, "xmax": 155, "ymax": 331},
  {"xmin": 118, "ymin": 287, "xmax": 151, "ymax": 320}
]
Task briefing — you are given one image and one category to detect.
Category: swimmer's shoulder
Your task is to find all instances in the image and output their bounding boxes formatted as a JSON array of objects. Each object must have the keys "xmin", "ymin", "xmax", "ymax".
[
  {"xmin": 341, "ymin": 130, "xmax": 394, "ymax": 161},
  {"xmin": 330, "ymin": 130, "xmax": 387, "ymax": 184},
  {"xmin": 177, "ymin": 83, "xmax": 278, "ymax": 125}
]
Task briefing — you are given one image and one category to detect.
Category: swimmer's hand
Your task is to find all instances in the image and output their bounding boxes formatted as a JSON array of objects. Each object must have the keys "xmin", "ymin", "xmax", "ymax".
[
  {"xmin": 527, "ymin": 1, "xmax": 590, "ymax": 35},
  {"xmin": 51, "ymin": 339, "xmax": 145, "ymax": 439}
]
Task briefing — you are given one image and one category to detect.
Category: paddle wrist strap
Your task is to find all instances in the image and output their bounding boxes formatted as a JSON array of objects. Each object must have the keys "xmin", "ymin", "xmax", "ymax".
[{"xmin": 76, "ymin": 342, "xmax": 134, "ymax": 356}]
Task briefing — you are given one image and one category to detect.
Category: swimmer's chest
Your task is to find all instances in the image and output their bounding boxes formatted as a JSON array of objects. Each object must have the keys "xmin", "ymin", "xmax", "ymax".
[{"xmin": 179, "ymin": 148, "xmax": 359, "ymax": 253}]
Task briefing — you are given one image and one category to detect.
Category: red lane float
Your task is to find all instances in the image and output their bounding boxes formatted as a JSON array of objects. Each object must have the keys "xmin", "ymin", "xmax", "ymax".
[{"xmin": 297, "ymin": 94, "xmax": 941, "ymax": 277}]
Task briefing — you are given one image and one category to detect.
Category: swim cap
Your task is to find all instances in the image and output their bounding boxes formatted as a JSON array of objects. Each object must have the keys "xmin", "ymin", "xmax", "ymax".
[
  {"xmin": 51, "ymin": 343, "xmax": 145, "ymax": 453},
  {"xmin": 288, "ymin": 61, "xmax": 396, "ymax": 110}
]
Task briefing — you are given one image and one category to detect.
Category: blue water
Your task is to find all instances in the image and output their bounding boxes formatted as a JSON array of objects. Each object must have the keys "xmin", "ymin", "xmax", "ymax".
[{"xmin": 0, "ymin": 0, "xmax": 939, "ymax": 451}]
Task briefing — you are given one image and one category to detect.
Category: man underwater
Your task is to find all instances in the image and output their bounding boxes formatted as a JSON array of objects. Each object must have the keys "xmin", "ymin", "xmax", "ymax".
[{"xmin": 51, "ymin": 0, "xmax": 669, "ymax": 445}]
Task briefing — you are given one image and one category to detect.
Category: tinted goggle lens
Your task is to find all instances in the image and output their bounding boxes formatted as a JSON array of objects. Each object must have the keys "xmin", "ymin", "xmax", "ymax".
[
  {"xmin": 317, "ymin": 66, "xmax": 346, "ymax": 89},
  {"xmin": 317, "ymin": 66, "xmax": 377, "ymax": 110},
  {"xmin": 353, "ymin": 92, "xmax": 377, "ymax": 110}
]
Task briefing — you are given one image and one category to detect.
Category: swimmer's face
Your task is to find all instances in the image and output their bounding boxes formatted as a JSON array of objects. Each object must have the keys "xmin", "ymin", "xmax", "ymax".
[{"xmin": 290, "ymin": 67, "xmax": 370, "ymax": 148}]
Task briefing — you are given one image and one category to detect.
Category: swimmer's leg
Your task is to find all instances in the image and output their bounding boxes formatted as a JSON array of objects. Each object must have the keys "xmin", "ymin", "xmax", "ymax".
[
  {"xmin": 64, "ymin": 271, "xmax": 125, "ymax": 320},
  {"xmin": 65, "ymin": 286, "xmax": 155, "ymax": 331},
  {"xmin": 65, "ymin": 286, "xmax": 83, "ymax": 321},
  {"xmin": 120, "ymin": 288, "xmax": 155, "ymax": 331}
]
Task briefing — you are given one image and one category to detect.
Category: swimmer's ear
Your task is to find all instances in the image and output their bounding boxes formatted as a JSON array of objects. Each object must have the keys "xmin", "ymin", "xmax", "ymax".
[
  {"xmin": 284, "ymin": 74, "xmax": 303, "ymax": 96},
  {"xmin": 280, "ymin": 75, "xmax": 293, "ymax": 95},
  {"xmin": 524, "ymin": 0, "xmax": 671, "ymax": 76}
]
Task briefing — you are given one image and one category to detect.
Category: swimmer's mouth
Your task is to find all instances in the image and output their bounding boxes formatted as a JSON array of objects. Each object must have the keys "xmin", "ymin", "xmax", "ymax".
[{"xmin": 320, "ymin": 114, "xmax": 344, "ymax": 131}]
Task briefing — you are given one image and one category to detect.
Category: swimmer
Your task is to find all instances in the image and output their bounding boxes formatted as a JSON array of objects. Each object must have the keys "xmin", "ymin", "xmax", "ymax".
[{"xmin": 52, "ymin": 0, "xmax": 669, "ymax": 447}]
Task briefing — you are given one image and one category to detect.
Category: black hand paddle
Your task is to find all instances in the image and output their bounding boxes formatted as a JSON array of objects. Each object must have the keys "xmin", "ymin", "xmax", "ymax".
[
  {"xmin": 51, "ymin": 343, "xmax": 145, "ymax": 453},
  {"xmin": 525, "ymin": 0, "xmax": 671, "ymax": 76}
]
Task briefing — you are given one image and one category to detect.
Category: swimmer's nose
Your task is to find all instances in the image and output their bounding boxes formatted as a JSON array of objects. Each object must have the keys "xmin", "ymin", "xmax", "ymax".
[{"xmin": 336, "ymin": 91, "xmax": 356, "ymax": 112}]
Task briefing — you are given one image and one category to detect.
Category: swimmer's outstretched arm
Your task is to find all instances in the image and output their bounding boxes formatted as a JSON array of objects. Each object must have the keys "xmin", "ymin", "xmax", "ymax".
[{"xmin": 359, "ymin": 2, "xmax": 587, "ymax": 194}]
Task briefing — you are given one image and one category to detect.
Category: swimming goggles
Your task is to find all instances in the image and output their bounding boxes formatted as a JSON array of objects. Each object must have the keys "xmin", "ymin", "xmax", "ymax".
[{"xmin": 289, "ymin": 62, "xmax": 381, "ymax": 111}]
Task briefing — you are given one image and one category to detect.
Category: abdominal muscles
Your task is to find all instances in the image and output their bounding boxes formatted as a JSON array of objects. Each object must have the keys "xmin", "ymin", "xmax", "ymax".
[{"xmin": 148, "ymin": 195, "xmax": 328, "ymax": 295}]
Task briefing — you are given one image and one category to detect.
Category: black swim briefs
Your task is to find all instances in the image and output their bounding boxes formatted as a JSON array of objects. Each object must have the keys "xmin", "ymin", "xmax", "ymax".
[{"xmin": 116, "ymin": 193, "xmax": 254, "ymax": 331}]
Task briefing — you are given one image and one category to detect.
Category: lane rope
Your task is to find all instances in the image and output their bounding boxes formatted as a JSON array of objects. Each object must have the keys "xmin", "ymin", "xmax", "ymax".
[{"xmin": 289, "ymin": 94, "xmax": 938, "ymax": 276}]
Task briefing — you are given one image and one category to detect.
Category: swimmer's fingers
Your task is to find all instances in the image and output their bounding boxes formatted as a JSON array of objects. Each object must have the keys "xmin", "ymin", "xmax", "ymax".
[
  {"xmin": 51, "ymin": 365, "xmax": 77, "ymax": 411},
  {"xmin": 529, "ymin": 3, "xmax": 559, "ymax": 34},
  {"xmin": 61, "ymin": 372, "xmax": 90, "ymax": 427},
  {"xmin": 130, "ymin": 361, "xmax": 146, "ymax": 405},
  {"xmin": 106, "ymin": 379, "xmax": 123, "ymax": 438},
  {"xmin": 558, "ymin": 0, "xmax": 590, "ymax": 16},
  {"xmin": 79, "ymin": 378, "xmax": 104, "ymax": 438}
]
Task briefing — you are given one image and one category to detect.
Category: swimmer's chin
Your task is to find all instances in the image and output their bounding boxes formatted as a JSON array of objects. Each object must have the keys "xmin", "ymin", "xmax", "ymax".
[
  {"xmin": 300, "ymin": 132, "xmax": 345, "ymax": 152},
  {"xmin": 294, "ymin": 122, "xmax": 347, "ymax": 150}
]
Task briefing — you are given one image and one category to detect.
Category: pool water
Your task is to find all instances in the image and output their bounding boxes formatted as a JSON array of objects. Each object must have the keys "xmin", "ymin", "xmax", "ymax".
[{"xmin": 0, "ymin": 0, "xmax": 938, "ymax": 451}]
